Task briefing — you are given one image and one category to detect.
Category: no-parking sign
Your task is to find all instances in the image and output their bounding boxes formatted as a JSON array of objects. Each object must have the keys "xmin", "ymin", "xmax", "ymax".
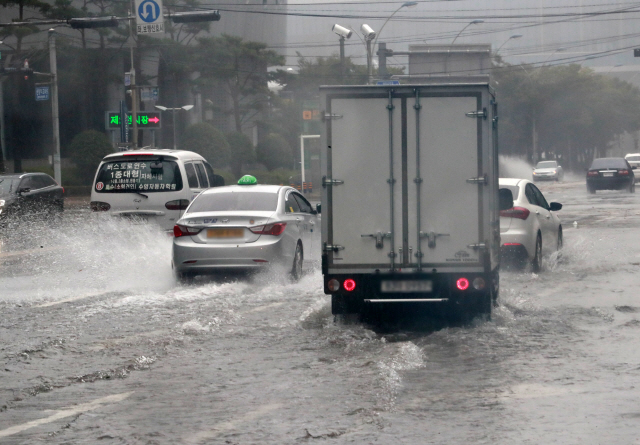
[{"xmin": 135, "ymin": 0, "xmax": 164, "ymax": 34}]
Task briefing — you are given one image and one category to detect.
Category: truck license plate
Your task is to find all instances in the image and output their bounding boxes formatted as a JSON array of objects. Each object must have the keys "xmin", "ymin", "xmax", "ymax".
[{"xmin": 380, "ymin": 280, "xmax": 433, "ymax": 293}]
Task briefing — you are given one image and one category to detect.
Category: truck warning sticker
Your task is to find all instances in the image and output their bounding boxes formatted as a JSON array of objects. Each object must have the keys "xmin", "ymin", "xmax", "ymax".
[
  {"xmin": 96, "ymin": 182, "xmax": 104, "ymax": 191},
  {"xmin": 446, "ymin": 250, "xmax": 476, "ymax": 262}
]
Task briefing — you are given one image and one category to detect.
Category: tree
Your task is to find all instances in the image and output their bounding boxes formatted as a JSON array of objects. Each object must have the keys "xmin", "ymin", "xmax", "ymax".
[
  {"xmin": 65, "ymin": 130, "xmax": 113, "ymax": 184},
  {"xmin": 181, "ymin": 123, "xmax": 230, "ymax": 168},
  {"xmin": 256, "ymin": 133, "xmax": 293, "ymax": 171},
  {"xmin": 226, "ymin": 131, "xmax": 255, "ymax": 178},
  {"xmin": 194, "ymin": 34, "xmax": 285, "ymax": 132}
]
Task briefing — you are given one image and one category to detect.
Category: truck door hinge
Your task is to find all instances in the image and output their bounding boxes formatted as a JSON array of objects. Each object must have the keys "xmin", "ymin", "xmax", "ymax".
[
  {"xmin": 323, "ymin": 243, "xmax": 345, "ymax": 252},
  {"xmin": 323, "ymin": 113, "xmax": 343, "ymax": 121},
  {"xmin": 420, "ymin": 231, "xmax": 450, "ymax": 248},
  {"xmin": 361, "ymin": 231, "xmax": 391, "ymax": 249},
  {"xmin": 466, "ymin": 175, "xmax": 488, "ymax": 185},
  {"xmin": 467, "ymin": 243, "xmax": 486, "ymax": 250},
  {"xmin": 465, "ymin": 108, "xmax": 487, "ymax": 119},
  {"xmin": 322, "ymin": 176, "xmax": 344, "ymax": 187}
]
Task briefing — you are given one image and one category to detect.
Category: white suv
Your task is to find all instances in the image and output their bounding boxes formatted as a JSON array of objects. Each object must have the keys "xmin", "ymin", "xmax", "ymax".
[
  {"xmin": 624, "ymin": 153, "xmax": 640, "ymax": 182},
  {"xmin": 90, "ymin": 148, "xmax": 224, "ymax": 232}
]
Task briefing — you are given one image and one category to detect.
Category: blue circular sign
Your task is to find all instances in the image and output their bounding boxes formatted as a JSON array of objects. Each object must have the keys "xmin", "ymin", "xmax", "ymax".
[{"xmin": 138, "ymin": 0, "xmax": 161, "ymax": 23}]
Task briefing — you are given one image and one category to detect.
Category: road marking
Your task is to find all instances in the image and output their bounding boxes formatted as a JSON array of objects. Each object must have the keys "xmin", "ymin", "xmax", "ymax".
[
  {"xmin": 0, "ymin": 392, "xmax": 134, "ymax": 439},
  {"xmin": 185, "ymin": 403, "xmax": 281, "ymax": 443}
]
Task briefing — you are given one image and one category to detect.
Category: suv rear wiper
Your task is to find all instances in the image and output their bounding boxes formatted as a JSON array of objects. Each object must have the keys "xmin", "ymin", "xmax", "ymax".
[{"xmin": 134, "ymin": 191, "xmax": 149, "ymax": 199}]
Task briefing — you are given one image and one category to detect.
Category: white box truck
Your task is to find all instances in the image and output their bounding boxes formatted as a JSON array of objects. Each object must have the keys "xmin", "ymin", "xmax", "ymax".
[{"xmin": 320, "ymin": 81, "xmax": 501, "ymax": 321}]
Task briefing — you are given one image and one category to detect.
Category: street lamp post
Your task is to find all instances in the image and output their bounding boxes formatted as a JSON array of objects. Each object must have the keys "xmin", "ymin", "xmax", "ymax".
[
  {"xmin": 155, "ymin": 104, "xmax": 194, "ymax": 149},
  {"xmin": 542, "ymin": 47, "xmax": 566, "ymax": 65},
  {"xmin": 451, "ymin": 19, "xmax": 484, "ymax": 45},
  {"xmin": 495, "ymin": 34, "xmax": 522, "ymax": 59}
]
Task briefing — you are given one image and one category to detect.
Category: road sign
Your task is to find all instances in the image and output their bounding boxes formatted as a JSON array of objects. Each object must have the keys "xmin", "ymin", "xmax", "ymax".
[
  {"xmin": 35, "ymin": 85, "xmax": 50, "ymax": 101},
  {"xmin": 106, "ymin": 111, "xmax": 162, "ymax": 129},
  {"xmin": 140, "ymin": 87, "xmax": 159, "ymax": 101},
  {"xmin": 124, "ymin": 72, "xmax": 131, "ymax": 86},
  {"xmin": 135, "ymin": 0, "xmax": 165, "ymax": 34}
]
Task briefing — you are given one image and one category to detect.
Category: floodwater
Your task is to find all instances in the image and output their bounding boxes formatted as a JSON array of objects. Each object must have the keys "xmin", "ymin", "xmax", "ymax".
[{"xmin": 1, "ymin": 180, "xmax": 640, "ymax": 444}]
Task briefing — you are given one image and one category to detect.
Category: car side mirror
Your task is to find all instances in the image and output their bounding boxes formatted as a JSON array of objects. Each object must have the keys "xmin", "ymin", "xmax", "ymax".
[
  {"xmin": 499, "ymin": 188, "xmax": 514, "ymax": 211},
  {"xmin": 316, "ymin": 203, "xmax": 321, "ymax": 214},
  {"xmin": 18, "ymin": 187, "xmax": 30, "ymax": 194},
  {"xmin": 549, "ymin": 202, "xmax": 562, "ymax": 211},
  {"xmin": 632, "ymin": 166, "xmax": 637, "ymax": 170}
]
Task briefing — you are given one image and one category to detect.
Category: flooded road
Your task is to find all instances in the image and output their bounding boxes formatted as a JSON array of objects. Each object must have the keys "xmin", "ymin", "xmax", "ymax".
[{"xmin": 1, "ymin": 180, "xmax": 640, "ymax": 444}]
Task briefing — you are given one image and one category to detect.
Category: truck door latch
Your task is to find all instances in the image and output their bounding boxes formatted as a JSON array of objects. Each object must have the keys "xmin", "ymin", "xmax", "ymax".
[
  {"xmin": 466, "ymin": 175, "xmax": 488, "ymax": 185},
  {"xmin": 420, "ymin": 231, "xmax": 450, "ymax": 248},
  {"xmin": 323, "ymin": 244, "xmax": 345, "ymax": 252},
  {"xmin": 361, "ymin": 232, "xmax": 391, "ymax": 249},
  {"xmin": 322, "ymin": 176, "xmax": 345, "ymax": 187},
  {"xmin": 467, "ymin": 243, "xmax": 486, "ymax": 250},
  {"xmin": 465, "ymin": 108, "xmax": 487, "ymax": 119},
  {"xmin": 323, "ymin": 113, "xmax": 343, "ymax": 121}
]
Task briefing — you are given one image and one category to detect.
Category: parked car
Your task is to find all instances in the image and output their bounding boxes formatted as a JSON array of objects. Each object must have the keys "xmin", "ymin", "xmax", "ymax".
[
  {"xmin": 586, "ymin": 157, "xmax": 635, "ymax": 194},
  {"xmin": 532, "ymin": 160, "xmax": 564, "ymax": 182},
  {"xmin": 172, "ymin": 176, "xmax": 320, "ymax": 281},
  {"xmin": 90, "ymin": 148, "xmax": 224, "ymax": 232},
  {"xmin": 0, "ymin": 173, "xmax": 64, "ymax": 225},
  {"xmin": 499, "ymin": 178, "xmax": 563, "ymax": 272},
  {"xmin": 624, "ymin": 153, "xmax": 640, "ymax": 182}
]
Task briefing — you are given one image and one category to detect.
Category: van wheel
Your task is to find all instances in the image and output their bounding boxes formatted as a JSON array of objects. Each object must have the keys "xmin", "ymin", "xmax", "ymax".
[
  {"xmin": 290, "ymin": 242, "xmax": 303, "ymax": 281},
  {"xmin": 532, "ymin": 234, "xmax": 542, "ymax": 273}
]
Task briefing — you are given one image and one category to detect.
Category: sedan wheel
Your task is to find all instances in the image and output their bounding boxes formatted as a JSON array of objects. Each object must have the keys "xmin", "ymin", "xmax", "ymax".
[
  {"xmin": 557, "ymin": 227, "xmax": 563, "ymax": 250},
  {"xmin": 629, "ymin": 182, "xmax": 635, "ymax": 194},
  {"xmin": 291, "ymin": 242, "xmax": 303, "ymax": 281},
  {"xmin": 532, "ymin": 234, "xmax": 542, "ymax": 273}
]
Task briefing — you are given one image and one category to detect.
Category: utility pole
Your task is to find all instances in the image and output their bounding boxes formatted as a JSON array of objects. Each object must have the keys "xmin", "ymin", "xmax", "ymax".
[
  {"xmin": 129, "ymin": 0, "xmax": 138, "ymax": 148},
  {"xmin": 49, "ymin": 29, "xmax": 61, "ymax": 184}
]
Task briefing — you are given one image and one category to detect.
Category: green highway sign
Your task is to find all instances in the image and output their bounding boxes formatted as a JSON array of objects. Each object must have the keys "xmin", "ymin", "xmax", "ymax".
[{"xmin": 105, "ymin": 111, "xmax": 162, "ymax": 129}]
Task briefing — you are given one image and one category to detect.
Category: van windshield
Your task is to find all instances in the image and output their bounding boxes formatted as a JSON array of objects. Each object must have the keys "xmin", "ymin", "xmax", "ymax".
[{"xmin": 94, "ymin": 160, "xmax": 183, "ymax": 193}]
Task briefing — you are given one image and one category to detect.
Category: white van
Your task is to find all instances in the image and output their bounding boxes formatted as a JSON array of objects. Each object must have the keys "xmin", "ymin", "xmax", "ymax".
[{"xmin": 90, "ymin": 148, "xmax": 224, "ymax": 232}]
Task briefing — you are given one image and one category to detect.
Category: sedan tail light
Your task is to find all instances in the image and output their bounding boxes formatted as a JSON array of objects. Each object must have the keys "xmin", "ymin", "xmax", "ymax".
[
  {"xmin": 165, "ymin": 199, "xmax": 190, "ymax": 210},
  {"xmin": 90, "ymin": 201, "xmax": 111, "ymax": 211},
  {"xmin": 618, "ymin": 169, "xmax": 630, "ymax": 175},
  {"xmin": 499, "ymin": 206, "xmax": 530, "ymax": 220},
  {"xmin": 249, "ymin": 222, "xmax": 287, "ymax": 236},
  {"xmin": 173, "ymin": 224, "xmax": 202, "ymax": 237},
  {"xmin": 587, "ymin": 171, "xmax": 599, "ymax": 177}
]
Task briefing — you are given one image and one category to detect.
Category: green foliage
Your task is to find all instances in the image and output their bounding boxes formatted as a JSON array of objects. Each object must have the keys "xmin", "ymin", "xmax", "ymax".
[
  {"xmin": 194, "ymin": 34, "xmax": 286, "ymax": 132},
  {"xmin": 66, "ymin": 130, "xmax": 113, "ymax": 185},
  {"xmin": 493, "ymin": 63, "xmax": 640, "ymax": 170},
  {"xmin": 181, "ymin": 123, "xmax": 231, "ymax": 168},
  {"xmin": 256, "ymin": 133, "xmax": 293, "ymax": 171},
  {"xmin": 226, "ymin": 131, "xmax": 255, "ymax": 177}
]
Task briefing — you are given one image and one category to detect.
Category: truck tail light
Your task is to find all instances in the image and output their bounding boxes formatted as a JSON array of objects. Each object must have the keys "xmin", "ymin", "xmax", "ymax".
[
  {"xmin": 472, "ymin": 277, "xmax": 486, "ymax": 290},
  {"xmin": 165, "ymin": 199, "xmax": 190, "ymax": 210},
  {"xmin": 249, "ymin": 222, "xmax": 286, "ymax": 236},
  {"xmin": 328, "ymin": 279, "xmax": 340, "ymax": 292},
  {"xmin": 499, "ymin": 206, "xmax": 530, "ymax": 220},
  {"xmin": 343, "ymin": 279, "xmax": 356, "ymax": 292},
  {"xmin": 456, "ymin": 277, "xmax": 469, "ymax": 291},
  {"xmin": 173, "ymin": 224, "xmax": 201, "ymax": 237}
]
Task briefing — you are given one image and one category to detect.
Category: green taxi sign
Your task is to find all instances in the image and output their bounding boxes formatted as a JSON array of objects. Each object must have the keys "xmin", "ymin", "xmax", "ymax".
[{"xmin": 238, "ymin": 175, "xmax": 258, "ymax": 185}]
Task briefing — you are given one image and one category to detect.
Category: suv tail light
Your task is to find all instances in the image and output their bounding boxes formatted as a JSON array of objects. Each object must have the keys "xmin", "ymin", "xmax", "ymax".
[
  {"xmin": 249, "ymin": 222, "xmax": 287, "ymax": 236},
  {"xmin": 499, "ymin": 206, "xmax": 530, "ymax": 220},
  {"xmin": 165, "ymin": 199, "xmax": 190, "ymax": 210},
  {"xmin": 90, "ymin": 201, "xmax": 111, "ymax": 211},
  {"xmin": 173, "ymin": 224, "xmax": 202, "ymax": 237}
]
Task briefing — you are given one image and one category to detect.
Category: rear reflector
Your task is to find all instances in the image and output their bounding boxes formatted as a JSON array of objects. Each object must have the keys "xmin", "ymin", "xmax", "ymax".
[
  {"xmin": 253, "ymin": 259, "xmax": 268, "ymax": 263},
  {"xmin": 499, "ymin": 206, "xmax": 530, "ymax": 220},
  {"xmin": 503, "ymin": 242, "xmax": 523, "ymax": 246},
  {"xmin": 249, "ymin": 222, "xmax": 287, "ymax": 236},
  {"xmin": 173, "ymin": 224, "xmax": 202, "ymax": 237},
  {"xmin": 456, "ymin": 277, "xmax": 470, "ymax": 291},
  {"xmin": 343, "ymin": 279, "xmax": 356, "ymax": 292}
]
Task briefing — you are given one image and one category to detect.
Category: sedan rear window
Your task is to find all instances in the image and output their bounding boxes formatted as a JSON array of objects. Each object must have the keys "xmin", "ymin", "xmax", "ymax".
[
  {"xmin": 499, "ymin": 185, "xmax": 519, "ymax": 200},
  {"xmin": 590, "ymin": 158, "xmax": 627, "ymax": 169},
  {"xmin": 187, "ymin": 192, "xmax": 278, "ymax": 213},
  {"xmin": 94, "ymin": 160, "xmax": 183, "ymax": 193}
]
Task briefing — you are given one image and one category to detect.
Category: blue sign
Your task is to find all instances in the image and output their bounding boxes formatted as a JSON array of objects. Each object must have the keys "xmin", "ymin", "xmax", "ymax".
[
  {"xmin": 138, "ymin": 0, "xmax": 161, "ymax": 23},
  {"xmin": 35, "ymin": 85, "xmax": 50, "ymax": 101},
  {"xmin": 376, "ymin": 80, "xmax": 400, "ymax": 86}
]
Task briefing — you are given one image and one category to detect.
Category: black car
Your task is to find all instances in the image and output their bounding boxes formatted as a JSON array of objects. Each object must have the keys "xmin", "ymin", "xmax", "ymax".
[
  {"xmin": 0, "ymin": 173, "xmax": 64, "ymax": 223},
  {"xmin": 586, "ymin": 158, "xmax": 635, "ymax": 194}
]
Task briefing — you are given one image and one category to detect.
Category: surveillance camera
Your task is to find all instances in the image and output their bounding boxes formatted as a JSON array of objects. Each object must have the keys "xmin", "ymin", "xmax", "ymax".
[
  {"xmin": 332, "ymin": 24, "xmax": 353, "ymax": 39},
  {"xmin": 361, "ymin": 24, "xmax": 376, "ymax": 40}
]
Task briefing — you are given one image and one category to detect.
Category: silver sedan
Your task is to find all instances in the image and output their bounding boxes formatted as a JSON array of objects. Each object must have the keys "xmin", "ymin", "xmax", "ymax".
[
  {"xmin": 532, "ymin": 160, "xmax": 564, "ymax": 182},
  {"xmin": 172, "ymin": 181, "xmax": 319, "ymax": 281}
]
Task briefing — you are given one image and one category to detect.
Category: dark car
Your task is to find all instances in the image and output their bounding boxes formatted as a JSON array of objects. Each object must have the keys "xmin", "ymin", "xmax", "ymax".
[
  {"xmin": 586, "ymin": 158, "xmax": 635, "ymax": 194},
  {"xmin": 0, "ymin": 173, "xmax": 64, "ymax": 224}
]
